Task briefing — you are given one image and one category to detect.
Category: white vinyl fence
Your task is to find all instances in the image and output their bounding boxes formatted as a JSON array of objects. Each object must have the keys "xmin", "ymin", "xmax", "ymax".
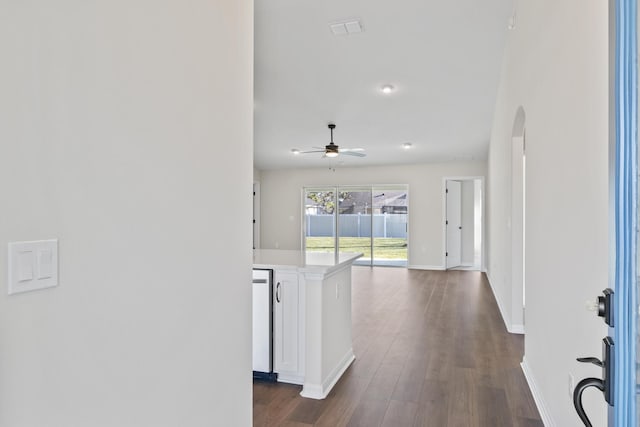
[{"xmin": 306, "ymin": 214, "xmax": 407, "ymax": 238}]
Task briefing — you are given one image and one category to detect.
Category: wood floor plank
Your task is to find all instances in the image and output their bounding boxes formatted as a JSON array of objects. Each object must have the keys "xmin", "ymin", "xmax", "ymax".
[
  {"xmin": 346, "ymin": 399, "xmax": 389, "ymax": 427},
  {"xmin": 381, "ymin": 400, "xmax": 418, "ymax": 427},
  {"xmin": 415, "ymin": 379, "xmax": 450, "ymax": 426},
  {"xmin": 287, "ymin": 398, "xmax": 333, "ymax": 424},
  {"xmin": 475, "ymin": 385, "xmax": 512, "ymax": 427},
  {"xmin": 253, "ymin": 268, "xmax": 543, "ymax": 427}
]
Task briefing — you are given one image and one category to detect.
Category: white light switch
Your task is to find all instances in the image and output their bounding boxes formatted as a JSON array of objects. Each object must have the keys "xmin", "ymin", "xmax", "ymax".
[
  {"xmin": 17, "ymin": 250, "xmax": 34, "ymax": 282},
  {"xmin": 9, "ymin": 240, "xmax": 58, "ymax": 295},
  {"xmin": 37, "ymin": 249, "xmax": 53, "ymax": 279}
]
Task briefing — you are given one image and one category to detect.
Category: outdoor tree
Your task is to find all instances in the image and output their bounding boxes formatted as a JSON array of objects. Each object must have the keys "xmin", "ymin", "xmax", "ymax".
[{"xmin": 307, "ymin": 191, "xmax": 352, "ymax": 214}]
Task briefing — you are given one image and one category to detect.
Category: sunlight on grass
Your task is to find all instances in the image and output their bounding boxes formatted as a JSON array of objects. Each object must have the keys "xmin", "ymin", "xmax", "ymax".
[{"xmin": 305, "ymin": 237, "xmax": 407, "ymax": 260}]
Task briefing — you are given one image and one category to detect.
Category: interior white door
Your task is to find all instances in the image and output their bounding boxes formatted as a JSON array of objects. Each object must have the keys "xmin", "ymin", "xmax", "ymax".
[{"xmin": 446, "ymin": 180, "xmax": 462, "ymax": 269}]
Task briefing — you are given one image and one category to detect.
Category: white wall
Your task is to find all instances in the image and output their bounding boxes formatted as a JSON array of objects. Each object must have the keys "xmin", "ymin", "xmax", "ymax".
[
  {"xmin": 0, "ymin": 1, "xmax": 253, "ymax": 426},
  {"xmin": 259, "ymin": 161, "xmax": 486, "ymax": 269},
  {"xmin": 487, "ymin": 0, "xmax": 609, "ymax": 425}
]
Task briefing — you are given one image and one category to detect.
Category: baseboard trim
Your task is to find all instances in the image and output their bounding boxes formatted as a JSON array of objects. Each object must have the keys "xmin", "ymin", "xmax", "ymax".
[
  {"xmin": 484, "ymin": 273, "xmax": 523, "ymax": 334},
  {"xmin": 510, "ymin": 324, "xmax": 525, "ymax": 334},
  {"xmin": 408, "ymin": 265, "xmax": 445, "ymax": 271},
  {"xmin": 276, "ymin": 373, "xmax": 304, "ymax": 385},
  {"xmin": 300, "ymin": 349, "xmax": 355, "ymax": 400},
  {"xmin": 449, "ymin": 265, "xmax": 482, "ymax": 271},
  {"xmin": 521, "ymin": 357, "xmax": 554, "ymax": 427}
]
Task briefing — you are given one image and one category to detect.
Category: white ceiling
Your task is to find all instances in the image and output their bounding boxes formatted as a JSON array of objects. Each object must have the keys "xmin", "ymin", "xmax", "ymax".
[{"xmin": 254, "ymin": 0, "xmax": 514, "ymax": 170}]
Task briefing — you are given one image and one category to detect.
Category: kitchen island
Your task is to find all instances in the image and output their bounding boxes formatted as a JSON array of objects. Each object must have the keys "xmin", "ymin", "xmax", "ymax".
[{"xmin": 253, "ymin": 249, "xmax": 362, "ymax": 399}]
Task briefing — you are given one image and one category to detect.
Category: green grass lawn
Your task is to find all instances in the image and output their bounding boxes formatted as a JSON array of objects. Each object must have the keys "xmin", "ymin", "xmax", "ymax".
[{"xmin": 305, "ymin": 237, "xmax": 407, "ymax": 259}]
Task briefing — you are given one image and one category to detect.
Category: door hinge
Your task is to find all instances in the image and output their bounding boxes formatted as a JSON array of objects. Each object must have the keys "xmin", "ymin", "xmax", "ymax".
[
  {"xmin": 446, "ymin": 252, "xmax": 448, "ymax": 257},
  {"xmin": 446, "ymin": 189, "xmax": 449, "ymax": 193},
  {"xmin": 253, "ymin": 191, "xmax": 256, "ymax": 196},
  {"xmin": 253, "ymin": 219, "xmax": 256, "ymax": 224},
  {"xmin": 446, "ymin": 220, "xmax": 448, "ymax": 225}
]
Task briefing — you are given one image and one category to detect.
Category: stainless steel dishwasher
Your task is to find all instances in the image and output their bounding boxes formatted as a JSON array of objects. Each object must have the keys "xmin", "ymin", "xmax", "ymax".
[{"xmin": 252, "ymin": 269, "xmax": 277, "ymax": 381}]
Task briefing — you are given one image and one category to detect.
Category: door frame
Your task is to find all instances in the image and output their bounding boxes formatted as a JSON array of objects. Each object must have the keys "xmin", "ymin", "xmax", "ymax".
[
  {"xmin": 441, "ymin": 176, "xmax": 485, "ymax": 270},
  {"xmin": 253, "ymin": 181, "xmax": 261, "ymax": 250}
]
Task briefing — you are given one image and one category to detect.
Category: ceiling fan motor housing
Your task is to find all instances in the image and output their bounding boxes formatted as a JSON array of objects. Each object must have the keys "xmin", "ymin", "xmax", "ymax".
[
  {"xmin": 326, "ymin": 123, "xmax": 339, "ymax": 153},
  {"xmin": 325, "ymin": 142, "xmax": 339, "ymax": 154}
]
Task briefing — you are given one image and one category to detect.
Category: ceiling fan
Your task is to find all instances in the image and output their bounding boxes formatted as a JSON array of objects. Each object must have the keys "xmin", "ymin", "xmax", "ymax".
[{"xmin": 300, "ymin": 124, "xmax": 366, "ymax": 158}]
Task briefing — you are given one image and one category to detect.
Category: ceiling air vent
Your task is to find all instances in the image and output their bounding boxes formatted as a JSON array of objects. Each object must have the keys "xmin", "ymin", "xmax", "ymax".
[{"xmin": 329, "ymin": 19, "xmax": 363, "ymax": 36}]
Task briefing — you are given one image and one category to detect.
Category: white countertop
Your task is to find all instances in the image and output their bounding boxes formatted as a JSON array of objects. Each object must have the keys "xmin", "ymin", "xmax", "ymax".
[{"xmin": 253, "ymin": 249, "xmax": 362, "ymax": 274}]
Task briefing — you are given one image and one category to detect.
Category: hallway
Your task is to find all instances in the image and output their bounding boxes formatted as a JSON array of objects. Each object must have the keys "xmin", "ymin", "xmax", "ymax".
[{"xmin": 253, "ymin": 267, "xmax": 543, "ymax": 426}]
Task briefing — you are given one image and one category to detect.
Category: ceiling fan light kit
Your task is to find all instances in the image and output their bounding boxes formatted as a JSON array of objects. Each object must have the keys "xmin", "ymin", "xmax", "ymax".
[{"xmin": 381, "ymin": 84, "xmax": 394, "ymax": 94}]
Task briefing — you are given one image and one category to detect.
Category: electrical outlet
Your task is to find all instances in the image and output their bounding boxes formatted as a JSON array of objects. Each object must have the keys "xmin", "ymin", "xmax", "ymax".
[{"xmin": 568, "ymin": 373, "xmax": 575, "ymax": 398}]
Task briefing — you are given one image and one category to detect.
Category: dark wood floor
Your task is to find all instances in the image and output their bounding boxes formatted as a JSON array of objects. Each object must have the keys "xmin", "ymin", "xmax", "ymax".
[{"xmin": 254, "ymin": 268, "xmax": 543, "ymax": 427}]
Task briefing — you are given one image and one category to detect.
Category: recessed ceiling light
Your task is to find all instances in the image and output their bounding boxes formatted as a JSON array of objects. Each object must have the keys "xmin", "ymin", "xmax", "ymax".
[
  {"xmin": 381, "ymin": 84, "xmax": 394, "ymax": 94},
  {"xmin": 402, "ymin": 142, "xmax": 412, "ymax": 149},
  {"xmin": 291, "ymin": 149, "xmax": 300, "ymax": 155}
]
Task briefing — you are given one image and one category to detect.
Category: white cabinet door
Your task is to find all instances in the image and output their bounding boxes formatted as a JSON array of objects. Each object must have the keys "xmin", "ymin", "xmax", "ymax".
[{"xmin": 273, "ymin": 270, "xmax": 299, "ymax": 377}]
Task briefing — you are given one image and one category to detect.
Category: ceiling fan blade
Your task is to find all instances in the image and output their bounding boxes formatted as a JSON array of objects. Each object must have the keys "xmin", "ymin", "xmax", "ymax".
[
  {"xmin": 342, "ymin": 151, "xmax": 366, "ymax": 157},
  {"xmin": 338, "ymin": 148, "xmax": 365, "ymax": 152},
  {"xmin": 300, "ymin": 150, "xmax": 325, "ymax": 154}
]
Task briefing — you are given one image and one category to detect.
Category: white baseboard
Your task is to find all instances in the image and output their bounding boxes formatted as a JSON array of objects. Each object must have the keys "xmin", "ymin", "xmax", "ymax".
[
  {"xmin": 510, "ymin": 324, "xmax": 525, "ymax": 334},
  {"xmin": 408, "ymin": 265, "xmax": 445, "ymax": 271},
  {"xmin": 300, "ymin": 349, "xmax": 355, "ymax": 400},
  {"xmin": 277, "ymin": 373, "xmax": 304, "ymax": 385},
  {"xmin": 484, "ymin": 273, "xmax": 524, "ymax": 334},
  {"xmin": 449, "ymin": 265, "xmax": 482, "ymax": 271},
  {"xmin": 521, "ymin": 357, "xmax": 554, "ymax": 427}
]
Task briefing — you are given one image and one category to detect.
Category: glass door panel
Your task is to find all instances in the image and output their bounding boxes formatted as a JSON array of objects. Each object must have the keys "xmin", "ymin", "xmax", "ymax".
[
  {"xmin": 372, "ymin": 187, "xmax": 408, "ymax": 267},
  {"xmin": 304, "ymin": 189, "xmax": 336, "ymax": 253},
  {"xmin": 304, "ymin": 185, "xmax": 410, "ymax": 268},
  {"xmin": 338, "ymin": 188, "xmax": 372, "ymax": 266}
]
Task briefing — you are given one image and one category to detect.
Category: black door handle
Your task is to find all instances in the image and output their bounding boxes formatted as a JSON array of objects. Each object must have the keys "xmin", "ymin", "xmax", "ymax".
[
  {"xmin": 573, "ymin": 377, "xmax": 605, "ymax": 427},
  {"xmin": 576, "ymin": 357, "xmax": 603, "ymax": 367},
  {"xmin": 573, "ymin": 337, "xmax": 614, "ymax": 426}
]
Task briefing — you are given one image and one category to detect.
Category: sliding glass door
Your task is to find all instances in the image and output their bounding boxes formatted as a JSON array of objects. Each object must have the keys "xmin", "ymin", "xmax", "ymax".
[
  {"xmin": 304, "ymin": 185, "xmax": 408, "ymax": 267},
  {"xmin": 338, "ymin": 188, "xmax": 372, "ymax": 266},
  {"xmin": 372, "ymin": 188, "xmax": 408, "ymax": 267},
  {"xmin": 304, "ymin": 189, "xmax": 336, "ymax": 253}
]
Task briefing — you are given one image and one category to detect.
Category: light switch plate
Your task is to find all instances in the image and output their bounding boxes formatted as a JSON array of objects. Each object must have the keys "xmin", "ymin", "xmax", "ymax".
[{"xmin": 8, "ymin": 240, "xmax": 58, "ymax": 295}]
